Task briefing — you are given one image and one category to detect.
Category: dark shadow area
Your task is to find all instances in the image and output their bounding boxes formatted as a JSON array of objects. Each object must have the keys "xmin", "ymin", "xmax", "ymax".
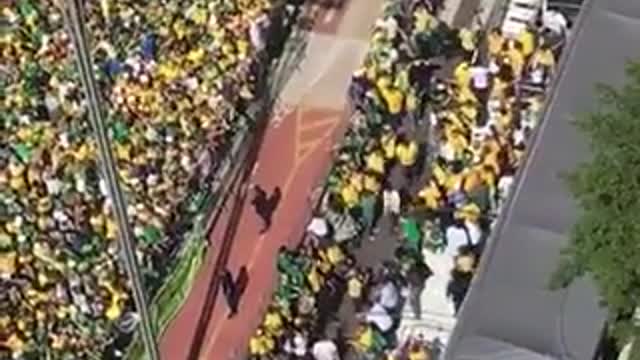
[
  {"xmin": 234, "ymin": 266, "xmax": 250, "ymax": 309},
  {"xmin": 251, "ymin": 185, "xmax": 282, "ymax": 234}
]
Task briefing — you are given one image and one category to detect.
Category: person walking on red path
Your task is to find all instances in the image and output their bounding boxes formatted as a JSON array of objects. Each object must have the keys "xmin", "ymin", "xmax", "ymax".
[{"xmin": 251, "ymin": 184, "xmax": 282, "ymax": 233}]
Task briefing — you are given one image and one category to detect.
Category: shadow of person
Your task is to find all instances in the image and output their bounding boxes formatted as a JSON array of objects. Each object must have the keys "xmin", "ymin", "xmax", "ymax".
[
  {"xmin": 253, "ymin": 185, "xmax": 282, "ymax": 234},
  {"xmin": 235, "ymin": 266, "xmax": 249, "ymax": 303},
  {"xmin": 266, "ymin": 186, "xmax": 282, "ymax": 216},
  {"xmin": 222, "ymin": 266, "xmax": 251, "ymax": 319}
]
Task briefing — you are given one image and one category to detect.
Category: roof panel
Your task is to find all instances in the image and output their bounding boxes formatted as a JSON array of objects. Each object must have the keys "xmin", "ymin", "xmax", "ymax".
[{"xmin": 446, "ymin": 0, "xmax": 640, "ymax": 358}]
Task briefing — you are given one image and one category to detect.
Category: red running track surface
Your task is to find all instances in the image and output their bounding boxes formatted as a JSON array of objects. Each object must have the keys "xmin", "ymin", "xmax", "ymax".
[{"xmin": 160, "ymin": 105, "xmax": 347, "ymax": 360}]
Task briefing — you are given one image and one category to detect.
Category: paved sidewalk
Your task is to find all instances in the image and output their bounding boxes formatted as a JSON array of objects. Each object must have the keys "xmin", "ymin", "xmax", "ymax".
[{"xmin": 159, "ymin": 1, "xmax": 382, "ymax": 359}]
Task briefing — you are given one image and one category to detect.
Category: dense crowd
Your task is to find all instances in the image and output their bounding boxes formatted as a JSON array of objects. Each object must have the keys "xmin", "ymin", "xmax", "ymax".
[
  {"xmin": 248, "ymin": 0, "xmax": 564, "ymax": 358},
  {"xmin": 0, "ymin": 0, "xmax": 300, "ymax": 358}
]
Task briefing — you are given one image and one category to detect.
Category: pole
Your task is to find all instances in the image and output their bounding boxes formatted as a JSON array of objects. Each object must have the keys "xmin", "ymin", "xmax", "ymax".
[{"xmin": 60, "ymin": 1, "xmax": 161, "ymax": 359}]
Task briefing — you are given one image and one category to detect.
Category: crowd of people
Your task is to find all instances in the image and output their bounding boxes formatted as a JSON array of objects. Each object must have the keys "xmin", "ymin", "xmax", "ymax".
[
  {"xmin": 0, "ymin": 0, "xmax": 303, "ymax": 358},
  {"xmin": 248, "ymin": 0, "xmax": 565, "ymax": 358}
]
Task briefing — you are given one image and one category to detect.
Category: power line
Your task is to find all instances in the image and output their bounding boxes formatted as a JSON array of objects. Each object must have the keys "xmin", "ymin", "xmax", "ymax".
[{"xmin": 60, "ymin": 1, "xmax": 161, "ymax": 359}]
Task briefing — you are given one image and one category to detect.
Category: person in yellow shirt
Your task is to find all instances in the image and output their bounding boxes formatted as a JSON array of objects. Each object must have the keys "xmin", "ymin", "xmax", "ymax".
[
  {"xmin": 530, "ymin": 43, "xmax": 556, "ymax": 83},
  {"xmin": 366, "ymin": 148, "xmax": 386, "ymax": 175},
  {"xmin": 395, "ymin": 137, "xmax": 419, "ymax": 169},
  {"xmin": 517, "ymin": 27, "xmax": 536, "ymax": 58},
  {"xmin": 453, "ymin": 61, "xmax": 471, "ymax": 88},
  {"xmin": 380, "ymin": 85, "xmax": 405, "ymax": 118},
  {"xmin": 487, "ymin": 27, "xmax": 504, "ymax": 58},
  {"xmin": 307, "ymin": 264, "xmax": 324, "ymax": 293},
  {"xmin": 418, "ymin": 180, "xmax": 442, "ymax": 210},
  {"xmin": 380, "ymin": 129, "xmax": 397, "ymax": 159},
  {"xmin": 507, "ymin": 40, "xmax": 525, "ymax": 77},
  {"xmin": 363, "ymin": 172, "xmax": 381, "ymax": 194},
  {"xmin": 455, "ymin": 202, "xmax": 481, "ymax": 224},
  {"xmin": 249, "ymin": 328, "xmax": 275, "ymax": 357},
  {"xmin": 340, "ymin": 182, "xmax": 360, "ymax": 209},
  {"xmin": 458, "ymin": 28, "xmax": 477, "ymax": 59},
  {"xmin": 263, "ymin": 306, "xmax": 285, "ymax": 337},
  {"xmin": 408, "ymin": 342, "xmax": 431, "ymax": 360},
  {"xmin": 349, "ymin": 171, "xmax": 364, "ymax": 193}
]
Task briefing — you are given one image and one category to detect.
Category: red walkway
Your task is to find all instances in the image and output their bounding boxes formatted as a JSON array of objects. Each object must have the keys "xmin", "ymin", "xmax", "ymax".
[{"xmin": 160, "ymin": 104, "xmax": 346, "ymax": 360}]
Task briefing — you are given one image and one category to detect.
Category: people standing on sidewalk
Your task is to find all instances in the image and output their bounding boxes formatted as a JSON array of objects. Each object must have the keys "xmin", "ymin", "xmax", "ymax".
[{"xmin": 246, "ymin": 0, "xmax": 566, "ymax": 357}]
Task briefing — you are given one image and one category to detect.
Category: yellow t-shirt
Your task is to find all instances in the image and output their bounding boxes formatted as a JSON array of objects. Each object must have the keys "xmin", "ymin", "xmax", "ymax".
[
  {"xmin": 418, "ymin": 183, "xmax": 441, "ymax": 210},
  {"xmin": 307, "ymin": 266, "xmax": 323, "ymax": 293},
  {"xmin": 490, "ymin": 77, "xmax": 508, "ymax": 99},
  {"xmin": 479, "ymin": 166, "xmax": 497, "ymax": 189},
  {"xmin": 348, "ymin": 276, "xmax": 363, "ymax": 299},
  {"xmin": 455, "ymin": 202, "xmax": 481, "ymax": 223},
  {"xmin": 459, "ymin": 28, "xmax": 476, "ymax": 52},
  {"xmin": 264, "ymin": 312, "xmax": 284, "ymax": 334},
  {"xmin": 349, "ymin": 172, "xmax": 364, "ymax": 192},
  {"xmin": 454, "ymin": 62, "xmax": 471, "ymax": 88},
  {"xmin": 463, "ymin": 169, "xmax": 482, "ymax": 193},
  {"xmin": 364, "ymin": 175, "xmax": 381, "ymax": 193},
  {"xmin": 395, "ymin": 142, "xmax": 418, "ymax": 167},
  {"xmin": 381, "ymin": 134, "xmax": 396, "ymax": 159},
  {"xmin": 533, "ymin": 49, "xmax": 555, "ymax": 68},
  {"xmin": 186, "ymin": 48, "xmax": 206, "ymax": 64},
  {"xmin": 366, "ymin": 151, "xmax": 385, "ymax": 175},
  {"xmin": 381, "ymin": 87, "xmax": 404, "ymax": 115},
  {"xmin": 409, "ymin": 349, "xmax": 430, "ymax": 360},
  {"xmin": 0, "ymin": 252, "xmax": 16, "ymax": 276},
  {"xmin": 249, "ymin": 334, "xmax": 274, "ymax": 355},
  {"xmin": 327, "ymin": 245, "xmax": 345, "ymax": 265},
  {"xmin": 507, "ymin": 48, "xmax": 525, "ymax": 75},
  {"xmin": 460, "ymin": 104, "xmax": 478, "ymax": 124},
  {"xmin": 487, "ymin": 31, "xmax": 504, "ymax": 57},
  {"xmin": 517, "ymin": 30, "xmax": 535, "ymax": 57},
  {"xmin": 355, "ymin": 327, "xmax": 374, "ymax": 351},
  {"xmin": 444, "ymin": 173, "xmax": 463, "ymax": 194},
  {"xmin": 341, "ymin": 184, "xmax": 360, "ymax": 209},
  {"xmin": 432, "ymin": 163, "xmax": 447, "ymax": 186}
]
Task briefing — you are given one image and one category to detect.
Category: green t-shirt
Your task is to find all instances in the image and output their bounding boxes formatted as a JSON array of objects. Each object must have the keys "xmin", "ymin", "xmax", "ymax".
[{"xmin": 400, "ymin": 217, "xmax": 422, "ymax": 253}]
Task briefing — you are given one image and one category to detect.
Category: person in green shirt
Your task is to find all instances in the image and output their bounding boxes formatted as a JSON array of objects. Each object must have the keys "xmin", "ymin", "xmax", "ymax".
[
  {"xmin": 400, "ymin": 215, "xmax": 422, "ymax": 256},
  {"xmin": 359, "ymin": 190, "xmax": 379, "ymax": 242}
]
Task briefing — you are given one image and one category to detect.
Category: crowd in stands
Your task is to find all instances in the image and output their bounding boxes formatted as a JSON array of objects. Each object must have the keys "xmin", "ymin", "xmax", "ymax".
[
  {"xmin": 0, "ymin": 0, "xmax": 302, "ymax": 358},
  {"xmin": 248, "ymin": 0, "xmax": 564, "ymax": 358}
]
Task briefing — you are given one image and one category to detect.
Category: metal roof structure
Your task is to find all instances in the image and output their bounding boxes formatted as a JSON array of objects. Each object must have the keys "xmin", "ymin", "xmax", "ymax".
[{"xmin": 445, "ymin": 0, "xmax": 640, "ymax": 359}]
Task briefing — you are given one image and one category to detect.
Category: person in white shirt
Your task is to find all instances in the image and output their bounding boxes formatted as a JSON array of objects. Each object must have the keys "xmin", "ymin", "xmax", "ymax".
[
  {"xmin": 377, "ymin": 280, "xmax": 400, "ymax": 311},
  {"xmin": 470, "ymin": 62, "xmax": 491, "ymax": 126},
  {"xmin": 543, "ymin": 10, "xmax": 569, "ymax": 37},
  {"xmin": 470, "ymin": 64, "xmax": 489, "ymax": 91},
  {"xmin": 306, "ymin": 215, "xmax": 330, "ymax": 246},
  {"xmin": 366, "ymin": 302, "xmax": 394, "ymax": 333},
  {"xmin": 312, "ymin": 338, "xmax": 340, "ymax": 360},
  {"xmin": 249, "ymin": 11, "xmax": 270, "ymax": 53},
  {"xmin": 284, "ymin": 331, "xmax": 309, "ymax": 358},
  {"xmin": 382, "ymin": 184, "xmax": 401, "ymax": 229}
]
